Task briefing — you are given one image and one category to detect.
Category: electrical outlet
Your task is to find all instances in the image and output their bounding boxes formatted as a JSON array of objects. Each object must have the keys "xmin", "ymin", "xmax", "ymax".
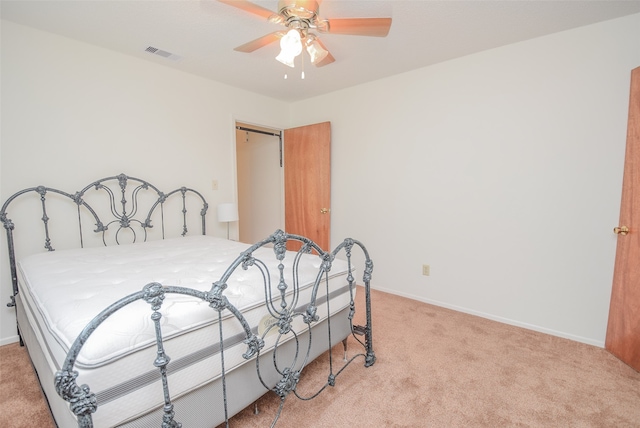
[
  {"xmin": 212, "ymin": 180, "xmax": 218, "ymax": 190},
  {"xmin": 422, "ymin": 264, "xmax": 430, "ymax": 276}
]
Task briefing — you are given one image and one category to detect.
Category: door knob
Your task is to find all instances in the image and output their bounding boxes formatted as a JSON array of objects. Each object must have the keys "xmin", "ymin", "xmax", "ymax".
[
  {"xmin": 614, "ymin": 226, "xmax": 629, "ymax": 236},
  {"xmin": 320, "ymin": 208, "xmax": 330, "ymax": 214}
]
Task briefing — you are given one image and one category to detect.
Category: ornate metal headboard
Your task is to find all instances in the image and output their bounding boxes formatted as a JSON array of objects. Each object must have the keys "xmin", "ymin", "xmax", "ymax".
[{"xmin": 1, "ymin": 173, "xmax": 209, "ymax": 310}]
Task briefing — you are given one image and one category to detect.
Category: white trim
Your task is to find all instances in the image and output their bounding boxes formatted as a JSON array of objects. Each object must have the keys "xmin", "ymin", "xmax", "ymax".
[
  {"xmin": 371, "ymin": 285, "xmax": 606, "ymax": 348},
  {"xmin": 0, "ymin": 335, "xmax": 20, "ymax": 347}
]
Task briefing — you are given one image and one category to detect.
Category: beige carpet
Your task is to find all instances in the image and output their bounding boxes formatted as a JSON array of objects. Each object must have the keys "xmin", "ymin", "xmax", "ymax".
[
  {"xmin": 1, "ymin": 288, "xmax": 639, "ymax": 427},
  {"xmin": 0, "ymin": 342, "xmax": 55, "ymax": 427}
]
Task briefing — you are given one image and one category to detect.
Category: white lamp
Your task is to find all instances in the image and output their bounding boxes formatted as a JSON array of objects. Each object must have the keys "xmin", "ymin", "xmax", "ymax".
[{"xmin": 217, "ymin": 203, "xmax": 238, "ymax": 240}]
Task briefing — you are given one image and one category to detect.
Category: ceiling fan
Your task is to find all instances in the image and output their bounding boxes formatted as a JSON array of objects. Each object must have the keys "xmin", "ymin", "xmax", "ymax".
[{"xmin": 218, "ymin": 0, "xmax": 392, "ymax": 69}]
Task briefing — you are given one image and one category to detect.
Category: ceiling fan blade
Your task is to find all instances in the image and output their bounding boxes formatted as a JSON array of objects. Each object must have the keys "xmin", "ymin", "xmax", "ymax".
[
  {"xmin": 217, "ymin": 0, "xmax": 277, "ymax": 20},
  {"xmin": 234, "ymin": 32, "xmax": 283, "ymax": 53},
  {"xmin": 313, "ymin": 39, "xmax": 335, "ymax": 67},
  {"xmin": 321, "ymin": 17, "xmax": 392, "ymax": 37}
]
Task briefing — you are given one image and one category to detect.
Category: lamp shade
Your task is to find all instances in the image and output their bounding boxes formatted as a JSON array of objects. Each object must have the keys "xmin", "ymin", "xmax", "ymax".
[
  {"xmin": 217, "ymin": 203, "xmax": 238, "ymax": 222},
  {"xmin": 276, "ymin": 29, "xmax": 302, "ymax": 68},
  {"xmin": 305, "ymin": 35, "xmax": 328, "ymax": 65}
]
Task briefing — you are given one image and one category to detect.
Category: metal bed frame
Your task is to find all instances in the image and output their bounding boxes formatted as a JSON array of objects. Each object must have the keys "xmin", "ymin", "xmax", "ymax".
[
  {"xmin": 1, "ymin": 173, "xmax": 375, "ymax": 427},
  {"xmin": 1, "ymin": 173, "xmax": 209, "ymax": 322}
]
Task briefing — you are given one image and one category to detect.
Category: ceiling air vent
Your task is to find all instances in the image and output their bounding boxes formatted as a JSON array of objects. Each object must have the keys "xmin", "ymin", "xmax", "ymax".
[{"xmin": 144, "ymin": 46, "xmax": 181, "ymax": 61}]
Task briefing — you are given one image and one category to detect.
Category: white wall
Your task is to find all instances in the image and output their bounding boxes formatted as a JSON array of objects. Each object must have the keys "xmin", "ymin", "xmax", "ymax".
[
  {"xmin": 0, "ymin": 21, "xmax": 290, "ymax": 344},
  {"xmin": 290, "ymin": 13, "xmax": 640, "ymax": 346},
  {"xmin": 2, "ymin": 14, "xmax": 639, "ymax": 347}
]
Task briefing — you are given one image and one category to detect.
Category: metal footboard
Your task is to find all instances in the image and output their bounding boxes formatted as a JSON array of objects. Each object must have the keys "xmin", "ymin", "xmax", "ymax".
[{"xmin": 54, "ymin": 229, "xmax": 374, "ymax": 427}]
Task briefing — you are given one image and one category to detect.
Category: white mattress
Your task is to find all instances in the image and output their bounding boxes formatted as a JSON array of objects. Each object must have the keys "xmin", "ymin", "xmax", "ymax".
[{"xmin": 17, "ymin": 235, "xmax": 353, "ymax": 427}]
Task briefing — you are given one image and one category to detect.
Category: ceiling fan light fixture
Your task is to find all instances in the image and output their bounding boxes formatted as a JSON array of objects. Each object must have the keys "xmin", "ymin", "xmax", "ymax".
[
  {"xmin": 304, "ymin": 35, "xmax": 328, "ymax": 65},
  {"xmin": 276, "ymin": 29, "xmax": 302, "ymax": 68},
  {"xmin": 276, "ymin": 52, "xmax": 296, "ymax": 67}
]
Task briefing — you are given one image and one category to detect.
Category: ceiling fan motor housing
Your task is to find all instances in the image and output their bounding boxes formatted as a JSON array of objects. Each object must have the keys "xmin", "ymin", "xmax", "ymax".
[{"xmin": 278, "ymin": 0, "xmax": 320, "ymax": 21}]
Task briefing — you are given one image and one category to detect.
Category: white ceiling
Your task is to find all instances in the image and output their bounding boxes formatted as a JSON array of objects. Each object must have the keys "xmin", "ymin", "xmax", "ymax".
[{"xmin": 3, "ymin": 0, "xmax": 640, "ymax": 102}]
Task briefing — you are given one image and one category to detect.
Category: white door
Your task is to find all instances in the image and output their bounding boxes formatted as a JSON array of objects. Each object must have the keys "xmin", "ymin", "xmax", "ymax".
[{"xmin": 235, "ymin": 122, "xmax": 283, "ymax": 243}]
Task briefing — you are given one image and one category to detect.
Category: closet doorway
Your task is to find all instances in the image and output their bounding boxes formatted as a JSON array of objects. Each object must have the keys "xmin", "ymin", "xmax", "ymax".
[
  {"xmin": 235, "ymin": 120, "xmax": 332, "ymax": 249},
  {"xmin": 235, "ymin": 122, "xmax": 283, "ymax": 244}
]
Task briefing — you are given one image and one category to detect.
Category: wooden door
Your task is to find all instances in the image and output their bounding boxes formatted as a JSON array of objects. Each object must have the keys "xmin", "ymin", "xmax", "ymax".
[
  {"xmin": 606, "ymin": 66, "xmax": 640, "ymax": 372},
  {"xmin": 284, "ymin": 122, "xmax": 331, "ymax": 251}
]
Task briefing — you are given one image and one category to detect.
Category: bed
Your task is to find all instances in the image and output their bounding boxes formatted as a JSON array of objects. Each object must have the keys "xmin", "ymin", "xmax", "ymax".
[{"xmin": 1, "ymin": 173, "xmax": 375, "ymax": 427}]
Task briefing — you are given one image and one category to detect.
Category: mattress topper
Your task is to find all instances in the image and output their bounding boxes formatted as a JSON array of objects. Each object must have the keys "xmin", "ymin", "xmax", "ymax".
[{"xmin": 17, "ymin": 235, "xmax": 348, "ymax": 367}]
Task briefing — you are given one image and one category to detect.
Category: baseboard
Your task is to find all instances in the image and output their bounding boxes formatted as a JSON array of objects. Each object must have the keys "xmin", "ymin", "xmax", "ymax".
[
  {"xmin": 370, "ymin": 285, "xmax": 606, "ymax": 348},
  {"xmin": 0, "ymin": 335, "xmax": 20, "ymax": 347}
]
